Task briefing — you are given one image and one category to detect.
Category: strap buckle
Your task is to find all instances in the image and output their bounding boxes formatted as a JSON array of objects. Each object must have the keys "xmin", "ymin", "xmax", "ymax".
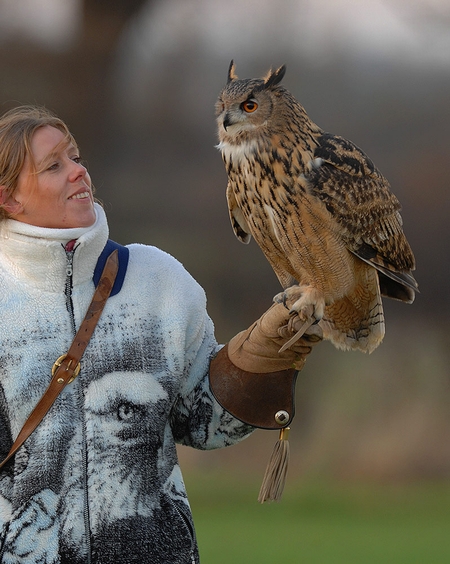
[{"xmin": 51, "ymin": 354, "xmax": 81, "ymax": 384}]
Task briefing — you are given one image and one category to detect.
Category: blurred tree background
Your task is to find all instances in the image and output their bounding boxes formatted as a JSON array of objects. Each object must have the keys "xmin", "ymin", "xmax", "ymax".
[{"xmin": 1, "ymin": 0, "xmax": 449, "ymax": 495}]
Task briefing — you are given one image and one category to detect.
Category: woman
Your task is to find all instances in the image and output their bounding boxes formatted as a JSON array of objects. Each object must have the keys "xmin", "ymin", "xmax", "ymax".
[{"xmin": 0, "ymin": 106, "xmax": 320, "ymax": 563}]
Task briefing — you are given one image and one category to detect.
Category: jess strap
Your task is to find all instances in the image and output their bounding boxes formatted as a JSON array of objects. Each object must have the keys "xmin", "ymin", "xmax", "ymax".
[{"xmin": 0, "ymin": 249, "xmax": 119, "ymax": 470}]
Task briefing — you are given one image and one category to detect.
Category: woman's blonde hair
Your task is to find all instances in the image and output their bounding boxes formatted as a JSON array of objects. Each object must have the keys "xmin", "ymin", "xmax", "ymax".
[{"xmin": 0, "ymin": 105, "xmax": 76, "ymax": 220}]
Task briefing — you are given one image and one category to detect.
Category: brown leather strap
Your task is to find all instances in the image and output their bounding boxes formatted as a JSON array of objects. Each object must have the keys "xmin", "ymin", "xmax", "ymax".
[
  {"xmin": 0, "ymin": 249, "xmax": 119, "ymax": 469},
  {"xmin": 209, "ymin": 344, "xmax": 298, "ymax": 430}
]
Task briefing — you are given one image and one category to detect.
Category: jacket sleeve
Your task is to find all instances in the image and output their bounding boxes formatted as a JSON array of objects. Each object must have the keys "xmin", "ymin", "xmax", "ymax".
[
  {"xmin": 170, "ymin": 311, "xmax": 255, "ymax": 450},
  {"xmin": 170, "ymin": 313, "xmax": 298, "ymax": 449}
]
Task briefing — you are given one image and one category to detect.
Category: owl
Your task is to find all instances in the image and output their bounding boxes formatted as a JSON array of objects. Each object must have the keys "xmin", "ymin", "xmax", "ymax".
[{"xmin": 215, "ymin": 61, "xmax": 418, "ymax": 353}]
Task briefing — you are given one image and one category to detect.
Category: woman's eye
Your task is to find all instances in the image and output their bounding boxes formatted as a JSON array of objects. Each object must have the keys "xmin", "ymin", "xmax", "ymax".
[
  {"xmin": 241, "ymin": 100, "xmax": 258, "ymax": 113},
  {"xmin": 47, "ymin": 162, "xmax": 59, "ymax": 171},
  {"xmin": 71, "ymin": 156, "xmax": 82, "ymax": 164}
]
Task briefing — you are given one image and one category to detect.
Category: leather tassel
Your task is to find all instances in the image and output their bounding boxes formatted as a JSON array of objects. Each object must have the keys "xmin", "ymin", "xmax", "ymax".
[{"xmin": 258, "ymin": 426, "xmax": 290, "ymax": 503}]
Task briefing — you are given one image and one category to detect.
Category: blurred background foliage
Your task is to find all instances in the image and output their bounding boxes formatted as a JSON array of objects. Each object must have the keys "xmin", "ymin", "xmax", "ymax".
[{"xmin": 1, "ymin": 0, "xmax": 449, "ymax": 558}]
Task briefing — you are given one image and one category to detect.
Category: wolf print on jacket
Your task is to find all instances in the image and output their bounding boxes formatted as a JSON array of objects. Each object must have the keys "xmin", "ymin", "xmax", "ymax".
[{"xmin": 0, "ymin": 205, "xmax": 252, "ymax": 563}]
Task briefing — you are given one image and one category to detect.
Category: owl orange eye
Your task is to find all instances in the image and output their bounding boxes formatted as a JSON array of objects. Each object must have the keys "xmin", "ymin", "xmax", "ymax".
[{"xmin": 241, "ymin": 100, "xmax": 258, "ymax": 113}]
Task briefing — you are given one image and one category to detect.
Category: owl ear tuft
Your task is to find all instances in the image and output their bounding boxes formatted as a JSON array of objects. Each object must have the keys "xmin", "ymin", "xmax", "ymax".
[
  {"xmin": 263, "ymin": 65, "xmax": 286, "ymax": 88},
  {"xmin": 227, "ymin": 60, "xmax": 238, "ymax": 83}
]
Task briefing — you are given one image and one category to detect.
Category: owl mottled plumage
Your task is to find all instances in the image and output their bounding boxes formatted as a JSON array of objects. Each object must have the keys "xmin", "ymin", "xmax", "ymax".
[{"xmin": 216, "ymin": 61, "xmax": 417, "ymax": 353}]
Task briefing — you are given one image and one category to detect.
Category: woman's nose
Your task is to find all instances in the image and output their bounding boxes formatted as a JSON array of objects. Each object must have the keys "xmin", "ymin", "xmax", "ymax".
[{"xmin": 69, "ymin": 160, "xmax": 87, "ymax": 182}]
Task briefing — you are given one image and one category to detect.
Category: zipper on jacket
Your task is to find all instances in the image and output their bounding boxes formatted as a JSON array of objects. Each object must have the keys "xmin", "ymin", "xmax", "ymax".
[
  {"xmin": 170, "ymin": 499, "xmax": 197, "ymax": 563},
  {"xmin": 64, "ymin": 244, "xmax": 77, "ymax": 336},
  {"xmin": 64, "ymin": 242, "xmax": 92, "ymax": 564},
  {"xmin": 80, "ymin": 422, "xmax": 92, "ymax": 564}
]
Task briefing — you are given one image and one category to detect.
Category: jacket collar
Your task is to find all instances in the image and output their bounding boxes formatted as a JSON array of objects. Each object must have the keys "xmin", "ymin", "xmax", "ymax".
[{"xmin": 0, "ymin": 203, "xmax": 109, "ymax": 292}]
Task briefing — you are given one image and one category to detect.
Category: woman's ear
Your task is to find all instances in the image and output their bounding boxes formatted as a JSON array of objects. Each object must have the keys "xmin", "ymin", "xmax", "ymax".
[{"xmin": 0, "ymin": 186, "xmax": 23, "ymax": 215}]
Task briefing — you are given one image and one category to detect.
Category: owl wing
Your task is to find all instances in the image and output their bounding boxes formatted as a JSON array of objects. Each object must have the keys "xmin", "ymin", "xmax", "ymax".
[
  {"xmin": 226, "ymin": 181, "xmax": 252, "ymax": 244},
  {"xmin": 307, "ymin": 133, "xmax": 418, "ymax": 302}
]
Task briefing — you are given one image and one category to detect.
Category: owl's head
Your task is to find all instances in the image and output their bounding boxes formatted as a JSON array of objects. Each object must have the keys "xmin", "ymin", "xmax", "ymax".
[{"xmin": 216, "ymin": 61, "xmax": 294, "ymax": 143}]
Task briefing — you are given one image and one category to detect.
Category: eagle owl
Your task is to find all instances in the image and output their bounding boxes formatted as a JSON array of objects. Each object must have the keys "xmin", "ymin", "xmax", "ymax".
[{"xmin": 215, "ymin": 62, "xmax": 418, "ymax": 353}]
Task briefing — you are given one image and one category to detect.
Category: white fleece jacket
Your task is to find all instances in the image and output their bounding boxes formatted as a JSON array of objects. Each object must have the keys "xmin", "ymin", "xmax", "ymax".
[{"xmin": 0, "ymin": 205, "xmax": 251, "ymax": 564}]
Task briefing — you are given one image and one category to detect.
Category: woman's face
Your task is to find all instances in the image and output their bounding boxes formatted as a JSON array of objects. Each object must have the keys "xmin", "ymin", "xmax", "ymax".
[{"xmin": 7, "ymin": 125, "xmax": 96, "ymax": 228}]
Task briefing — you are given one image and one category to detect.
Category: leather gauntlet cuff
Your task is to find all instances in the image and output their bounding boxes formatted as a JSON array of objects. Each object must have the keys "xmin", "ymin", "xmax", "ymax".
[{"xmin": 209, "ymin": 344, "xmax": 297, "ymax": 430}]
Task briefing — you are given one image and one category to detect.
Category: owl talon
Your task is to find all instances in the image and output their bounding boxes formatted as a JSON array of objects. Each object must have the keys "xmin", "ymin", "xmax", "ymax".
[
  {"xmin": 273, "ymin": 291, "xmax": 288, "ymax": 307},
  {"xmin": 279, "ymin": 305, "xmax": 319, "ymax": 353},
  {"xmin": 278, "ymin": 317, "xmax": 316, "ymax": 353},
  {"xmin": 274, "ymin": 287, "xmax": 324, "ymax": 354},
  {"xmin": 289, "ymin": 303, "xmax": 316, "ymax": 322}
]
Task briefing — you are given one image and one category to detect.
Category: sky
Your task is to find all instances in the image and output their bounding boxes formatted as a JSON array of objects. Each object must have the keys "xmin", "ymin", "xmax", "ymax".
[
  {"xmin": 0, "ymin": 0, "xmax": 80, "ymax": 49},
  {"xmin": 1, "ymin": 0, "xmax": 449, "ymax": 68},
  {"xmin": 133, "ymin": 0, "xmax": 450, "ymax": 69}
]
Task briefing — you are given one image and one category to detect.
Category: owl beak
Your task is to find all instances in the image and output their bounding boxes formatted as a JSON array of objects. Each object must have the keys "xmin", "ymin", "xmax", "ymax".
[{"xmin": 223, "ymin": 113, "xmax": 232, "ymax": 131}]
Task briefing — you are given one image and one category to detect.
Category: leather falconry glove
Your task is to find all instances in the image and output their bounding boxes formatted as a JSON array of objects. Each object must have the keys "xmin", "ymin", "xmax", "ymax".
[
  {"xmin": 210, "ymin": 300, "xmax": 323, "ymax": 504},
  {"xmin": 227, "ymin": 301, "xmax": 323, "ymax": 374}
]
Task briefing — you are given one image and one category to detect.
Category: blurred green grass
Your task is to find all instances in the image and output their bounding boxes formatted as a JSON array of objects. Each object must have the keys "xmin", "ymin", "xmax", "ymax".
[{"xmin": 185, "ymin": 473, "xmax": 450, "ymax": 563}]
